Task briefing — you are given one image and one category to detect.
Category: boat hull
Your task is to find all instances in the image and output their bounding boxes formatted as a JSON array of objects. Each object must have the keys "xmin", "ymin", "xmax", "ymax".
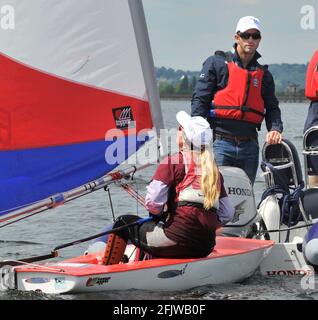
[
  {"xmin": 260, "ymin": 242, "xmax": 313, "ymax": 276},
  {"xmin": 14, "ymin": 237, "xmax": 274, "ymax": 294}
]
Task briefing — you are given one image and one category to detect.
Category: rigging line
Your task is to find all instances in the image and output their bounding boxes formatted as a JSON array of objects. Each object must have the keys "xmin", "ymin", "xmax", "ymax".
[
  {"xmin": 54, "ymin": 216, "xmax": 152, "ymax": 251},
  {"xmin": 0, "ymin": 164, "xmax": 154, "ymax": 227},
  {"xmin": 0, "ymin": 192, "xmax": 87, "ymax": 229},
  {"xmin": 1, "ymin": 259, "xmax": 63, "ymax": 272},
  {"xmin": 130, "ymin": 166, "xmax": 139, "ymax": 215},
  {"xmin": 0, "ymin": 182, "xmax": 145, "ymax": 229},
  {"xmin": 0, "ymin": 186, "xmax": 99, "ymax": 228},
  {"xmin": 136, "ymin": 182, "xmax": 139, "ymax": 215},
  {"xmin": 120, "ymin": 183, "xmax": 146, "ymax": 208},
  {"xmin": 0, "ymin": 251, "xmax": 58, "ymax": 268},
  {"xmin": 0, "ymin": 180, "xmax": 100, "ymax": 217},
  {"xmin": 130, "ymin": 165, "xmax": 138, "ymax": 181},
  {"xmin": 258, "ymin": 222, "xmax": 314, "ymax": 234},
  {"xmin": 0, "ymin": 175, "xmax": 124, "ymax": 228},
  {"xmin": 0, "ymin": 207, "xmax": 50, "ymax": 229},
  {"xmin": 105, "ymin": 186, "xmax": 116, "ymax": 222},
  {"xmin": 5, "ymin": 217, "xmax": 153, "ymax": 267},
  {"xmin": 122, "ymin": 185, "xmax": 139, "ymax": 203},
  {"xmin": 127, "ymin": 246, "xmax": 137, "ymax": 261}
]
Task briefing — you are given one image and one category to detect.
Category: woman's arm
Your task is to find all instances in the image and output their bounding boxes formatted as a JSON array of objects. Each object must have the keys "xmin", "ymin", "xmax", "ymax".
[{"xmin": 145, "ymin": 179, "xmax": 169, "ymax": 215}]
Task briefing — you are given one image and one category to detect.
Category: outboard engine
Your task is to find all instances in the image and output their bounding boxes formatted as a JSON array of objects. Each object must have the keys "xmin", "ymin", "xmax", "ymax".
[
  {"xmin": 219, "ymin": 166, "xmax": 260, "ymax": 237},
  {"xmin": 258, "ymin": 139, "xmax": 311, "ymax": 243},
  {"xmin": 303, "ymin": 125, "xmax": 318, "ymax": 188}
]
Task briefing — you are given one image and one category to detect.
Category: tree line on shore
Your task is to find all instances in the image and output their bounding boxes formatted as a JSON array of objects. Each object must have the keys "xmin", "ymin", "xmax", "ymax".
[{"xmin": 156, "ymin": 64, "xmax": 308, "ymax": 100}]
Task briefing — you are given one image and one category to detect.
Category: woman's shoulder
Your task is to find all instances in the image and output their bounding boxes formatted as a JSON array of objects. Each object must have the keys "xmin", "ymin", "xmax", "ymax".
[
  {"xmin": 153, "ymin": 152, "xmax": 185, "ymax": 184},
  {"xmin": 160, "ymin": 152, "xmax": 184, "ymax": 166}
]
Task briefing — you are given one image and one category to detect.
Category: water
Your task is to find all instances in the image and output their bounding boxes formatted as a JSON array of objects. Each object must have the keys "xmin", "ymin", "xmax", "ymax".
[{"xmin": 1, "ymin": 101, "xmax": 317, "ymax": 301}]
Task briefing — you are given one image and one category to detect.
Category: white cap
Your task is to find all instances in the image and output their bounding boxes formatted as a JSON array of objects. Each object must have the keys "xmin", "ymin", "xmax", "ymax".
[
  {"xmin": 236, "ymin": 16, "xmax": 261, "ymax": 33},
  {"xmin": 176, "ymin": 111, "xmax": 212, "ymax": 148}
]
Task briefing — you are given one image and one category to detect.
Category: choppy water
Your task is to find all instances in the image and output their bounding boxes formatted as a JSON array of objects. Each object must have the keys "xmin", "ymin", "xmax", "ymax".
[{"xmin": 1, "ymin": 101, "xmax": 317, "ymax": 301}]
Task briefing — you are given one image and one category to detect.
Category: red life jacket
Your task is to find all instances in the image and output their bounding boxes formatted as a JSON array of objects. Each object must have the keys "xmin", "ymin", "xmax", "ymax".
[
  {"xmin": 306, "ymin": 50, "xmax": 318, "ymax": 101},
  {"xmin": 211, "ymin": 53, "xmax": 265, "ymax": 125}
]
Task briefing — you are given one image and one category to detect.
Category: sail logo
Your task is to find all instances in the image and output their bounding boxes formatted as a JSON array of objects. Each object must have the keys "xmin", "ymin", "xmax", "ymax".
[
  {"xmin": 1, "ymin": 5, "xmax": 15, "ymax": 30},
  {"xmin": 112, "ymin": 106, "xmax": 135, "ymax": 130}
]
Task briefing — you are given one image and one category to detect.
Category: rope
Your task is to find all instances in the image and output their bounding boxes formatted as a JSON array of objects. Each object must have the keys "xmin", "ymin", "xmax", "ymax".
[
  {"xmin": 258, "ymin": 184, "xmax": 305, "ymax": 225},
  {"xmin": 259, "ymin": 161, "xmax": 308, "ymax": 242},
  {"xmin": 130, "ymin": 166, "xmax": 140, "ymax": 215},
  {"xmin": 105, "ymin": 186, "xmax": 116, "ymax": 222},
  {"xmin": 120, "ymin": 183, "xmax": 146, "ymax": 208},
  {"xmin": 257, "ymin": 221, "xmax": 314, "ymax": 235},
  {"xmin": 2, "ymin": 260, "xmax": 64, "ymax": 272}
]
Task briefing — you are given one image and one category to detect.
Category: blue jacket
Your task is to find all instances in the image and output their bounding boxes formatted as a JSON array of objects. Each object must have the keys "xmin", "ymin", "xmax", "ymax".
[
  {"xmin": 191, "ymin": 45, "xmax": 283, "ymax": 137},
  {"xmin": 304, "ymin": 101, "xmax": 318, "ymax": 133}
]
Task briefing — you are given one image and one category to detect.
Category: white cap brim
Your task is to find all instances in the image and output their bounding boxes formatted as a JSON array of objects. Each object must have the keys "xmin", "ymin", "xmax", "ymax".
[{"xmin": 176, "ymin": 110, "xmax": 191, "ymax": 129}]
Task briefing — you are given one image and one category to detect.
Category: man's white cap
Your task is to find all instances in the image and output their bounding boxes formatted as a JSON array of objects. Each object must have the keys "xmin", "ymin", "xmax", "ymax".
[
  {"xmin": 176, "ymin": 111, "xmax": 212, "ymax": 148},
  {"xmin": 236, "ymin": 16, "xmax": 261, "ymax": 33}
]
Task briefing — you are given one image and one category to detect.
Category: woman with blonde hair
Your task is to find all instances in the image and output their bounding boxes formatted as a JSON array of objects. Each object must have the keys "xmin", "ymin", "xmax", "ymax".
[{"xmin": 102, "ymin": 111, "xmax": 234, "ymax": 265}]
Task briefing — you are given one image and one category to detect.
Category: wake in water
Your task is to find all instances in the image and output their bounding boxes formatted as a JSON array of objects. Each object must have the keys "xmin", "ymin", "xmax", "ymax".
[{"xmin": 0, "ymin": 240, "xmax": 43, "ymax": 245}]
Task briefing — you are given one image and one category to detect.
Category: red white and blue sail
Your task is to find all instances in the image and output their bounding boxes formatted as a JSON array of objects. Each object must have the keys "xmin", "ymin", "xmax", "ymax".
[{"xmin": 0, "ymin": 0, "xmax": 163, "ymax": 218}]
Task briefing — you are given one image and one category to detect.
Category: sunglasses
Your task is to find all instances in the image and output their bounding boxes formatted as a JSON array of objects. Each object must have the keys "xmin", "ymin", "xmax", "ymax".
[
  {"xmin": 178, "ymin": 125, "xmax": 183, "ymax": 131},
  {"xmin": 238, "ymin": 32, "xmax": 261, "ymax": 40}
]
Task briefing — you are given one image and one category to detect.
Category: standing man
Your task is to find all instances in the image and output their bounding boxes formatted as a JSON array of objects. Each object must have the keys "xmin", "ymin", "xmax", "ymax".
[{"xmin": 191, "ymin": 16, "xmax": 283, "ymax": 185}]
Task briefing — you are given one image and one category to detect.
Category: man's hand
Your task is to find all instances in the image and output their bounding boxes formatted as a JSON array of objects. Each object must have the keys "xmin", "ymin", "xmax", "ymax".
[{"xmin": 266, "ymin": 130, "xmax": 282, "ymax": 145}]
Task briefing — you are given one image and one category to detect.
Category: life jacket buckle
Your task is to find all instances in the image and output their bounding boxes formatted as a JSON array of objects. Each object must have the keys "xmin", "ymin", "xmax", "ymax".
[{"xmin": 241, "ymin": 105, "xmax": 250, "ymax": 112}]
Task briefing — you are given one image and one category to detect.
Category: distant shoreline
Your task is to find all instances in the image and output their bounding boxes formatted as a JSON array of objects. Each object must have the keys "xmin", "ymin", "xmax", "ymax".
[{"xmin": 160, "ymin": 94, "xmax": 309, "ymax": 103}]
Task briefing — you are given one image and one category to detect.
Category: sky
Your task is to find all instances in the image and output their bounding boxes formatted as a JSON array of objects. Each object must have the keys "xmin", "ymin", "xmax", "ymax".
[{"xmin": 143, "ymin": 0, "xmax": 318, "ymax": 71}]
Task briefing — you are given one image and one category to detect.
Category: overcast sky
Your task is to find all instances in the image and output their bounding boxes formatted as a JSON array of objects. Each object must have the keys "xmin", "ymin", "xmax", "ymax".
[{"xmin": 143, "ymin": 0, "xmax": 318, "ymax": 71}]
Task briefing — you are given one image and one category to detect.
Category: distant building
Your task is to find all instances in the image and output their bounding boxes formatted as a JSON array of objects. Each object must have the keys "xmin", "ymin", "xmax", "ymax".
[
  {"xmin": 285, "ymin": 82, "xmax": 298, "ymax": 95},
  {"xmin": 281, "ymin": 82, "xmax": 306, "ymax": 102}
]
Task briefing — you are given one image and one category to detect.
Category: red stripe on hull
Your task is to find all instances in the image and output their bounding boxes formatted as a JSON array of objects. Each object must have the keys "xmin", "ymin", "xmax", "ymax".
[
  {"xmin": 0, "ymin": 54, "xmax": 153, "ymax": 150},
  {"xmin": 15, "ymin": 238, "xmax": 274, "ymax": 276}
]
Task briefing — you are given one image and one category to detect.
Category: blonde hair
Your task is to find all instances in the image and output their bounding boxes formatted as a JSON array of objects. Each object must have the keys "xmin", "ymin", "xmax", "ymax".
[
  {"xmin": 180, "ymin": 132, "xmax": 221, "ymax": 210},
  {"xmin": 200, "ymin": 148, "xmax": 220, "ymax": 209},
  {"xmin": 181, "ymin": 137, "xmax": 220, "ymax": 210}
]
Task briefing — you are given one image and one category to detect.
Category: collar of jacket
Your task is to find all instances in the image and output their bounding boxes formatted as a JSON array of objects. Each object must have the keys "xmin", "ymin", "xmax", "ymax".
[{"xmin": 231, "ymin": 43, "xmax": 262, "ymax": 70}]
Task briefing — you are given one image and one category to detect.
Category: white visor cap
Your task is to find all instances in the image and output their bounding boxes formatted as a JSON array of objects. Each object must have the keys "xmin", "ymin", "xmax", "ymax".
[
  {"xmin": 236, "ymin": 16, "xmax": 261, "ymax": 33},
  {"xmin": 176, "ymin": 111, "xmax": 212, "ymax": 148}
]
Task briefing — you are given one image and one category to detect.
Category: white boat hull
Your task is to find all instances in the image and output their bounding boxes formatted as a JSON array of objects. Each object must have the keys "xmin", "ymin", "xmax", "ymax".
[
  {"xmin": 14, "ymin": 237, "xmax": 273, "ymax": 294},
  {"xmin": 260, "ymin": 242, "xmax": 313, "ymax": 276}
]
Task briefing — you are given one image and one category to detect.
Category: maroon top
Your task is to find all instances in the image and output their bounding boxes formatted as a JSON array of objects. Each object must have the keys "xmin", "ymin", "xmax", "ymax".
[{"xmin": 152, "ymin": 152, "xmax": 227, "ymax": 250}]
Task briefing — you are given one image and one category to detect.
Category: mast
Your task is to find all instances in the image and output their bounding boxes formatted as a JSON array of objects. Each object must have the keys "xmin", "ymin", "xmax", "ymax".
[{"xmin": 128, "ymin": 0, "xmax": 164, "ymax": 136}]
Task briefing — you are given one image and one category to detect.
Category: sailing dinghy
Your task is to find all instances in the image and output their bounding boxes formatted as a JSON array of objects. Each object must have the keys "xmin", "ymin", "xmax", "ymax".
[
  {"xmin": 0, "ymin": 0, "xmax": 274, "ymax": 293},
  {"xmin": 14, "ymin": 238, "xmax": 273, "ymax": 294}
]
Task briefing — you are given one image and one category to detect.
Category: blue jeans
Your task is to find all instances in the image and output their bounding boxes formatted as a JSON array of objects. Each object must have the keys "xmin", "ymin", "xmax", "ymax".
[{"xmin": 213, "ymin": 138, "xmax": 259, "ymax": 185}]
